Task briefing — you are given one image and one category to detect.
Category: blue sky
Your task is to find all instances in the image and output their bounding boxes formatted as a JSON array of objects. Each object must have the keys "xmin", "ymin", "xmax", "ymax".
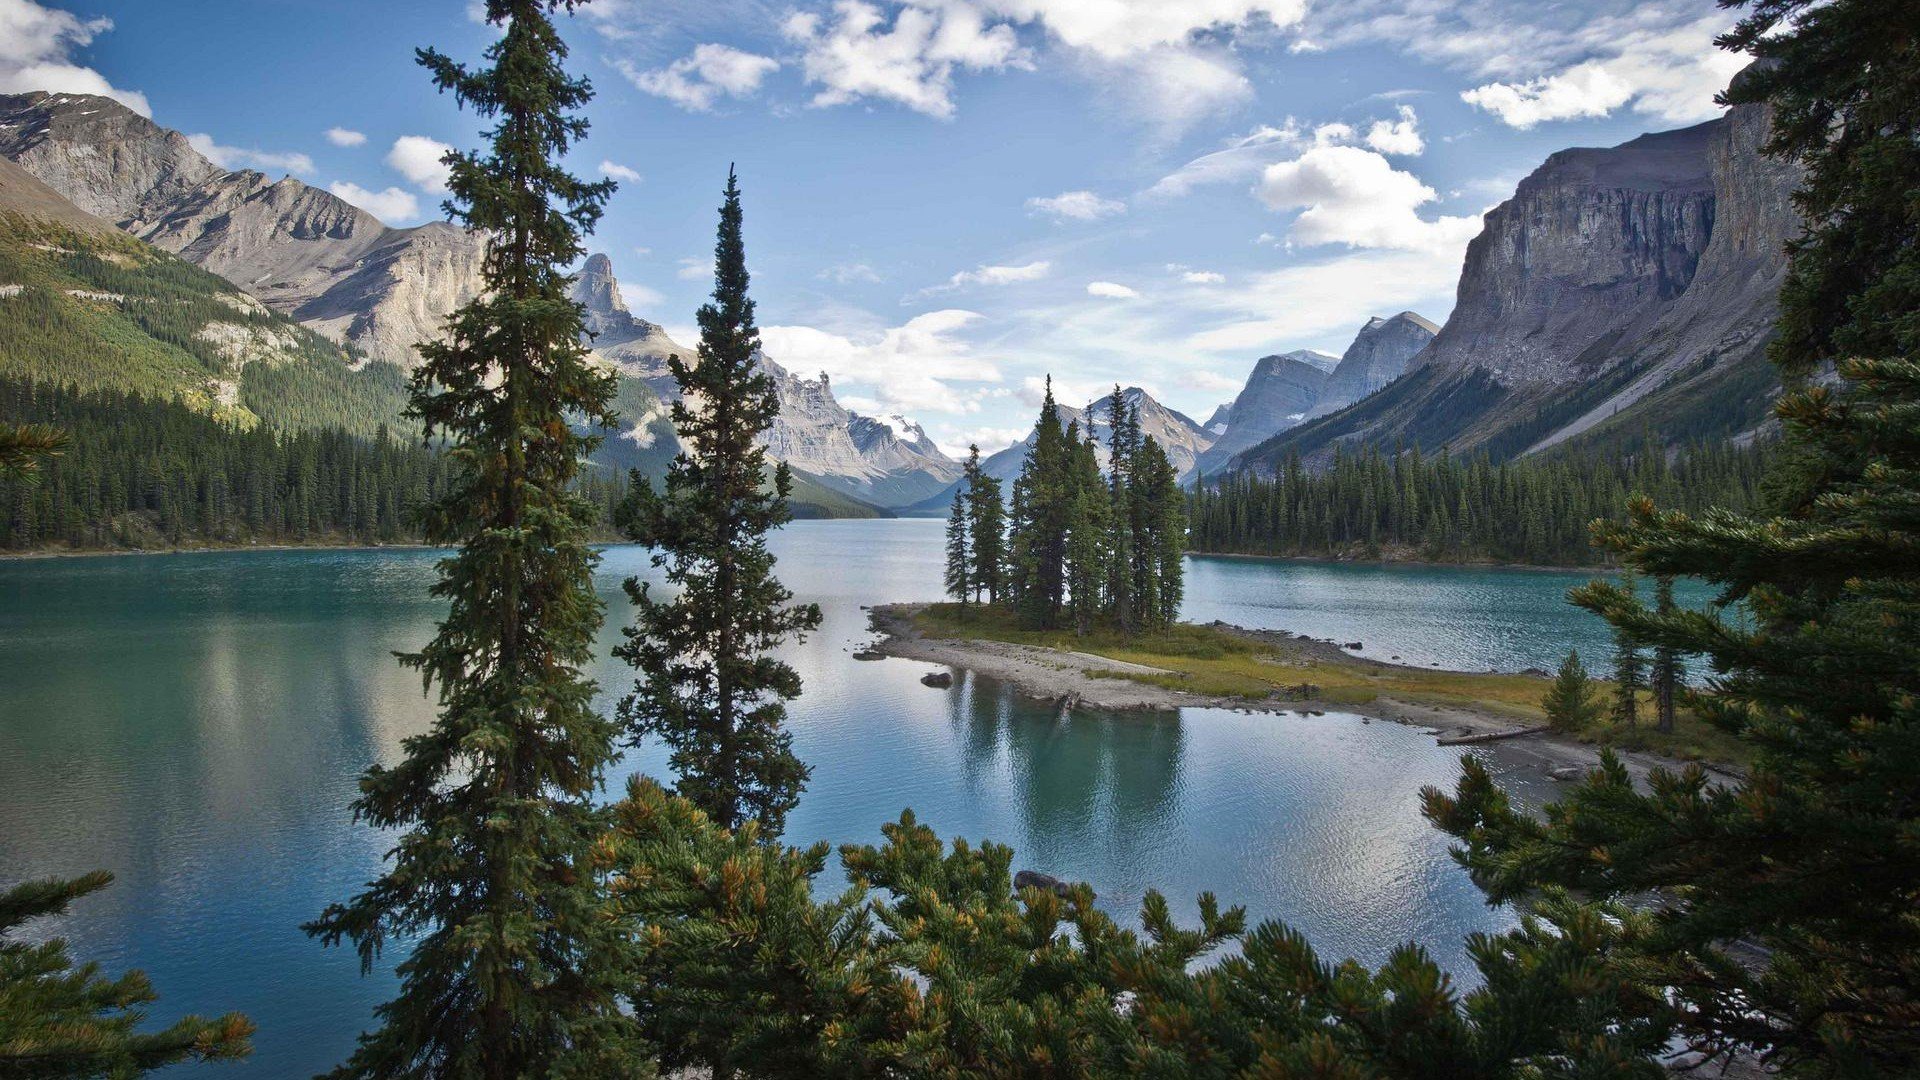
[{"xmin": 2, "ymin": 0, "xmax": 1746, "ymax": 454}]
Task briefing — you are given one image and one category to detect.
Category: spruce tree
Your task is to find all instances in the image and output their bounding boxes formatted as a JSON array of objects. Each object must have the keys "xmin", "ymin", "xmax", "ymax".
[
  {"xmin": 304, "ymin": 4, "xmax": 636, "ymax": 1075},
  {"xmin": 617, "ymin": 168, "xmax": 822, "ymax": 836},
  {"xmin": 1104, "ymin": 387, "xmax": 1138, "ymax": 632},
  {"xmin": 1648, "ymin": 576, "xmax": 1683, "ymax": 734},
  {"xmin": 1431, "ymin": 2, "xmax": 1920, "ymax": 1070},
  {"xmin": 1, "ymin": 873, "xmax": 252, "ymax": 1075},
  {"xmin": 961, "ymin": 445, "xmax": 1005, "ymax": 604},
  {"xmin": 1064, "ymin": 422, "xmax": 1110, "ymax": 636},
  {"xmin": 1132, "ymin": 435, "xmax": 1185, "ymax": 630},
  {"xmin": 0, "ymin": 423, "xmax": 66, "ymax": 483},
  {"xmin": 1007, "ymin": 379, "xmax": 1071, "ymax": 629},
  {"xmin": 943, "ymin": 493, "xmax": 970, "ymax": 603},
  {"xmin": 1541, "ymin": 649, "xmax": 1601, "ymax": 731}
]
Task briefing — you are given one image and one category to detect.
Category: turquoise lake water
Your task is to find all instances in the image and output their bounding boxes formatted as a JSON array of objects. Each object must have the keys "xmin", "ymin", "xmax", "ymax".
[{"xmin": 0, "ymin": 520, "xmax": 1706, "ymax": 1075}]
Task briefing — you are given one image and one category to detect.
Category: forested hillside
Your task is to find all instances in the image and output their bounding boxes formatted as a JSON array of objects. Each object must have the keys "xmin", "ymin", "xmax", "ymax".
[
  {"xmin": 0, "ymin": 379, "xmax": 629, "ymax": 550},
  {"xmin": 0, "ymin": 212, "xmax": 415, "ymax": 438},
  {"xmin": 1189, "ymin": 437, "xmax": 1769, "ymax": 566}
]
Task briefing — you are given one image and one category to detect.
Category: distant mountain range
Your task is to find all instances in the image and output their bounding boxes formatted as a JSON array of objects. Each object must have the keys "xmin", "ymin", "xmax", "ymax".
[{"xmin": 1, "ymin": 73, "xmax": 1799, "ymax": 509}]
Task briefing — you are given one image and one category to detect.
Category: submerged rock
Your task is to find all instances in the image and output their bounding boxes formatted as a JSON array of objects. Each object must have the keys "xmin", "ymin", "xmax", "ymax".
[{"xmin": 920, "ymin": 671, "xmax": 953, "ymax": 688}]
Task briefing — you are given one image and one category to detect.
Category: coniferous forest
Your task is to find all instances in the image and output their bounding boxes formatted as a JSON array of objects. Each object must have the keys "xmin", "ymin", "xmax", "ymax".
[
  {"xmin": 0, "ymin": 378, "xmax": 628, "ymax": 550},
  {"xmin": 3, "ymin": 0, "xmax": 1918, "ymax": 1077},
  {"xmin": 1188, "ymin": 438, "xmax": 1770, "ymax": 566}
]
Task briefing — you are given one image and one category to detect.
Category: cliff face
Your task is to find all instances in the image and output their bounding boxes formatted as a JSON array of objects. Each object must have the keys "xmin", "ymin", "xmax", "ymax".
[
  {"xmin": 570, "ymin": 252, "xmax": 690, "ymax": 388},
  {"xmin": 0, "ymin": 91, "xmax": 486, "ymax": 368},
  {"xmin": 1235, "ymin": 91, "xmax": 1798, "ymax": 473},
  {"xmin": 1307, "ymin": 311, "xmax": 1438, "ymax": 418},
  {"xmin": 1420, "ymin": 122, "xmax": 1718, "ymax": 387},
  {"xmin": 1192, "ymin": 350, "xmax": 1332, "ymax": 479}
]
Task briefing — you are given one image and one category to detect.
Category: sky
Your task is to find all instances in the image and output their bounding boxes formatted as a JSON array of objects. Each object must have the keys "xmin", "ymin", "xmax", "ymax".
[{"xmin": 1, "ymin": 0, "xmax": 1748, "ymax": 455}]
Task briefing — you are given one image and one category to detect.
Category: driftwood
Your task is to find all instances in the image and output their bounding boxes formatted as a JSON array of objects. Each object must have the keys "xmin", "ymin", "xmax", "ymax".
[{"xmin": 1435, "ymin": 724, "xmax": 1550, "ymax": 746}]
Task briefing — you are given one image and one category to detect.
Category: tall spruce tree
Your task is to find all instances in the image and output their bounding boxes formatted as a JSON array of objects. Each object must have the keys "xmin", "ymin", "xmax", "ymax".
[
  {"xmin": 1133, "ymin": 435, "xmax": 1185, "ymax": 630},
  {"xmin": 1, "ymin": 873, "xmax": 252, "ymax": 1075},
  {"xmin": 1430, "ymin": 2, "xmax": 1920, "ymax": 1070},
  {"xmin": 1007, "ymin": 379, "xmax": 1071, "ymax": 629},
  {"xmin": 617, "ymin": 168, "xmax": 823, "ymax": 836},
  {"xmin": 943, "ymin": 493, "xmax": 970, "ymax": 603},
  {"xmin": 304, "ymin": 4, "xmax": 636, "ymax": 1076},
  {"xmin": 1064, "ymin": 422, "xmax": 1110, "ymax": 636},
  {"xmin": 1649, "ymin": 575, "xmax": 1683, "ymax": 734},
  {"xmin": 1104, "ymin": 387, "xmax": 1138, "ymax": 633},
  {"xmin": 961, "ymin": 445, "xmax": 1005, "ymax": 604}
]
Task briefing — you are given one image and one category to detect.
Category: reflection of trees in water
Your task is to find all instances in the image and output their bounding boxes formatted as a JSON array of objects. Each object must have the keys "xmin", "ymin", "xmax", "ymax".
[{"xmin": 949, "ymin": 676, "xmax": 1185, "ymax": 881}]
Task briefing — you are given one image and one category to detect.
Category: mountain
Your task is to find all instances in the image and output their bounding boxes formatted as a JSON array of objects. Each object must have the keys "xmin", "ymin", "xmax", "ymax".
[
  {"xmin": 902, "ymin": 386, "xmax": 1211, "ymax": 515},
  {"xmin": 0, "ymin": 154, "xmax": 411, "ymax": 437},
  {"xmin": 571, "ymin": 252, "xmax": 690, "ymax": 389},
  {"xmin": 1237, "ymin": 84, "xmax": 1797, "ymax": 473},
  {"xmin": 757, "ymin": 357, "xmax": 962, "ymax": 508},
  {"xmin": 0, "ymin": 91, "xmax": 486, "ymax": 370},
  {"xmin": 1202, "ymin": 402, "xmax": 1232, "ymax": 434},
  {"xmin": 1191, "ymin": 350, "xmax": 1335, "ymax": 480},
  {"xmin": 1305, "ymin": 312, "xmax": 1438, "ymax": 419}
]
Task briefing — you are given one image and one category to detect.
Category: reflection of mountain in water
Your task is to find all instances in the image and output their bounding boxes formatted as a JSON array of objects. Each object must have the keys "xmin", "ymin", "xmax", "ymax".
[{"xmin": 949, "ymin": 672, "xmax": 1186, "ymax": 883}]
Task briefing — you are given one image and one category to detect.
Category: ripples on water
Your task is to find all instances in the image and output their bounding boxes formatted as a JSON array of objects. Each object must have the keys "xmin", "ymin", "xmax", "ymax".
[{"xmin": 0, "ymin": 520, "xmax": 1624, "ymax": 1075}]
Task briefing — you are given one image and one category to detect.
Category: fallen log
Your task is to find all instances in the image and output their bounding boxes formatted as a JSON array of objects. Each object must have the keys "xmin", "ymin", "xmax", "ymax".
[{"xmin": 1436, "ymin": 724, "xmax": 1550, "ymax": 746}]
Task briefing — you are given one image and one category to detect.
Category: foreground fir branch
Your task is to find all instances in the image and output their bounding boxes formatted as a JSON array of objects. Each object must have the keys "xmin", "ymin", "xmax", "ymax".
[
  {"xmin": 304, "ymin": 2, "xmax": 640, "ymax": 1075},
  {"xmin": 617, "ymin": 168, "xmax": 821, "ymax": 837},
  {"xmin": 0, "ymin": 872, "xmax": 252, "ymax": 1075}
]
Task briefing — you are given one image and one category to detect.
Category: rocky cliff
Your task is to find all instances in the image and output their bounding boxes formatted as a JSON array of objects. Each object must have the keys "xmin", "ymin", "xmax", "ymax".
[
  {"xmin": 0, "ymin": 91, "xmax": 486, "ymax": 368},
  {"xmin": 1306, "ymin": 312, "xmax": 1438, "ymax": 419},
  {"xmin": 1235, "ymin": 88, "xmax": 1797, "ymax": 473},
  {"xmin": 571, "ymin": 252, "xmax": 691, "ymax": 388},
  {"xmin": 1192, "ymin": 350, "xmax": 1334, "ymax": 480}
]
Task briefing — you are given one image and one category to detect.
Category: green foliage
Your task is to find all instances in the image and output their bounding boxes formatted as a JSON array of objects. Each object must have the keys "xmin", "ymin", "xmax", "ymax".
[
  {"xmin": 1191, "ymin": 436, "xmax": 1769, "ymax": 567},
  {"xmin": 962, "ymin": 445, "xmax": 1004, "ymax": 602},
  {"xmin": 0, "ymin": 420, "xmax": 65, "ymax": 483},
  {"xmin": 304, "ymin": 4, "xmax": 640, "ymax": 1075},
  {"xmin": 1428, "ymin": 5, "xmax": 1920, "ymax": 1072},
  {"xmin": 616, "ymin": 168, "xmax": 821, "ymax": 836},
  {"xmin": 0, "ymin": 872, "xmax": 252, "ymax": 1076},
  {"xmin": 944, "ymin": 492, "xmax": 970, "ymax": 602},
  {"xmin": 1541, "ymin": 649, "xmax": 1602, "ymax": 732},
  {"xmin": 0, "ymin": 213, "xmax": 410, "ymax": 437},
  {"xmin": 1007, "ymin": 379, "xmax": 1072, "ymax": 628}
]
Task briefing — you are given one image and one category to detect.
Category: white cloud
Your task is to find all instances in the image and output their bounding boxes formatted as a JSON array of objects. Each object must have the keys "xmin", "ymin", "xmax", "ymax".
[
  {"xmin": 761, "ymin": 308, "xmax": 999, "ymax": 413},
  {"xmin": 937, "ymin": 425, "xmax": 1029, "ymax": 458},
  {"xmin": 922, "ymin": 259, "xmax": 1051, "ymax": 294},
  {"xmin": 1181, "ymin": 249, "xmax": 1461, "ymax": 355},
  {"xmin": 820, "ymin": 262, "xmax": 883, "ymax": 285},
  {"xmin": 325, "ymin": 127, "xmax": 366, "ymax": 147},
  {"xmin": 328, "ymin": 182, "xmax": 420, "ymax": 225},
  {"xmin": 677, "ymin": 257, "xmax": 709, "ymax": 281},
  {"xmin": 600, "ymin": 160, "xmax": 642, "ymax": 182},
  {"xmin": 623, "ymin": 43, "xmax": 778, "ymax": 112},
  {"xmin": 619, "ymin": 279, "xmax": 666, "ymax": 308},
  {"xmin": 1461, "ymin": 61, "xmax": 1632, "ymax": 128},
  {"xmin": 1017, "ymin": 374, "xmax": 1106, "ymax": 410},
  {"xmin": 783, "ymin": 1, "xmax": 1027, "ymax": 119},
  {"xmin": 1363, "ymin": 105, "xmax": 1423, "ymax": 155},
  {"xmin": 1087, "ymin": 281, "xmax": 1138, "ymax": 299},
  {"xmin": 981, "ymin": 0, "xmax": 1305, "ymax": 58},
  {"xmin": 1146, "ymin": 117, "xmax": 1356, "ymax": 198},
  {"xmin": 1181, "ymin": 270, "xmax": 1226, "ymax": 284},
  {"xmin": 185, "ymin": 133, "xmax": 314, "ymax": 175},
  {"xmin": 1026, "ymin": 190, "xmax": 1125, "ymax": 222},
  {"xmin": 1256, "ymin": 145, "xmax": 1481, "ymax": 254},
  {"xmin": 0, "ymin": 0, "xmax": 149, "ymax": 115},
  {"xmin": 387, "ymin": 135, "xmax": 454, "ymax": 194}
]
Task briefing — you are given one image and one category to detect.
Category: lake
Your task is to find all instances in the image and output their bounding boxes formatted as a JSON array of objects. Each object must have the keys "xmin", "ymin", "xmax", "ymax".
[{"xmin": 0, "ymin": 520, "xmax": 1685, "ymax": 1076}]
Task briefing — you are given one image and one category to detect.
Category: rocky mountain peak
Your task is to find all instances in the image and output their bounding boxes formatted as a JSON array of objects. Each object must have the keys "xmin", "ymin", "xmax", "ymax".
[{"xmin": 1306, "ymin": 310, "xmax": 1439, "ymax": 419}]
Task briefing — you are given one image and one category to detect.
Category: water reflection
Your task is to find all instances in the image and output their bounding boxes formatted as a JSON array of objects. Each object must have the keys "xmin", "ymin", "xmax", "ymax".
[{"xmin": 0, "ymin": 523, "xmax": 1564, "ymax": 1076}]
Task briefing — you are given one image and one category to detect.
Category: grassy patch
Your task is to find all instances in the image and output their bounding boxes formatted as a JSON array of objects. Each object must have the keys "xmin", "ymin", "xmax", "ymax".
[{"xmin": 910, "ymin": 603, "xmax": 1749, "ymax": 767}]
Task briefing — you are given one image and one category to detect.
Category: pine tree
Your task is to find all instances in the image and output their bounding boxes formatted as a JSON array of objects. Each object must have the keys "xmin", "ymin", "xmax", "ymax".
[
  {"xmin": 1430, "ymin": 3, "xmax": 1920, "ymax": 1070},
  {"xmin": 1, "ymin": 873, "xmax": 252, "ymax": 1075},
  {"xmin": 1609, "ymin": 622, "xmax": 1644, "ymax": 728},
  {"xmin": 617, "ymin": 168, "xmax": 823, "ymax": 836},
  {"xmin": 1064, "ymin": 422, "xmax": 1110, "ymax": 636},
  {"xmin": 0, "ymin": 423, "xmax": 67, "ymax": 483},
  {"xmin": 961, "ymin": 445, "xmax": 1004, "ymax": 604},
  {"xmin": 1104, "ymin": 387, "xmax": 1138, "ymax": 633},
  {"xmin": 304, "ymin": 4, "xmax": 637, "ymax": 1074},
  {"xmin": 1541, "ymin": 649, "xmax": 1602, "ymax": 731},
  {"xmin": 943, "ymin": 493, "xmax": 970, "ymax": 603},
  {"xmin": 1648, "ymin": 576, "xmax": 1682, "ymax": 734},
  {"xmin": 1007, "ymin": 379, "xmax": 1071, "ymax": 629},
  {"xmin": 1133, "ymin": 435, "xmax": 1185, "ymax": 631}
]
